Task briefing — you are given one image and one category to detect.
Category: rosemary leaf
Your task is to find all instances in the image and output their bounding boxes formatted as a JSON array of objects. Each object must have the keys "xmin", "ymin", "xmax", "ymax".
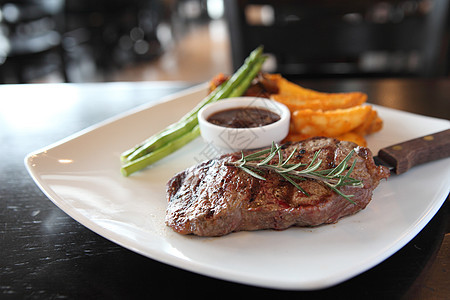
[
  {"xmin": 280, "ymin": 147, "xmax": 297, "ymax": 167},
  {"xmin": 325, "ymin": 183, "xmax": 357, "ymax": 205},
  {"xmin": 238, "ymin": 151, "xmax": 245, "ymax": 163},
  {"xmin": 307, "ymin": 150, "xmax": 322, "ymax": 169},
  {"xmin": 277, "ymin": 146, "xmax": 283, "ymax": 167},
  {"xmin": 327, "ymin": 149, "xmax": 355, "ymax": 176},
  {"xmin": 240, "ymin": 165, "xmax": 267, "ymax": 181},
  {"xmin": 244, "ymin": 148, "xmax": 272, "ymax": 160},
  {"xmin": 279, "ymin": 173, "xmax": 310, "ymax": 196},
  {"xmin": 297, "ymin": 159, "xmax": 322, "ymax": 174},
  {"xmin": 278, "ymin": 161, "xmax": 307, "ymax": 173},
  {"xmin": 257, "ymin": 144, "xmax": 281, "ymax": 166}
]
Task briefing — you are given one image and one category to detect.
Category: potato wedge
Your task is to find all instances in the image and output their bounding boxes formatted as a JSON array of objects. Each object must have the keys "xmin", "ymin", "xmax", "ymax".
[
  {"xmin": 267, "ymin": 73, "xmax": 367, "ymax": 98},
  {"xmin": 282, "ymin": 132, "xmax": 311, "ymax": 142},
  {"xmin": 265, "ymin": 74, "xmax": 382, "ymax": 145},
  {"xmin": 353, "ymin": 110, "xmax": 383, "ymax": 135},
  {"xmin": 292, "ymin": 105, "xmax": 373, "ymax": 136},
  {"xmin": 271, "ymin": 92, "xmax": 367, "ymax": 111},
  {"xmin": 266, "ymin": 74, "xmax": 327, "ymax": 97},
  {"xmin": 335, "ymin": 131, "xmax": 367, "ymax": 147}
]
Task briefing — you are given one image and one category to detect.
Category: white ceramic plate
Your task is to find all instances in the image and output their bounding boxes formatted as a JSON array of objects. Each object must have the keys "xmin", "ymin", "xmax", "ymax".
[{"xmin": 25, "ymin": 84, "xmax": 450, "ymax": 290}]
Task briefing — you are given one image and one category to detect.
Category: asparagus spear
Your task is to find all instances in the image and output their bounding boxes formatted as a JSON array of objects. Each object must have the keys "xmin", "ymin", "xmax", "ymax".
[
  {"xmin": 120, "ymin": 81, "xmax": 226, "ymax": 162},
  {"xmin": 121, "ymin": 46, "xmax": 264, "ymax": 163},
  {"xmin": 121, "ymin": 125, "xmax": 201, "ymax": 176},
  {"xmin": 120, "ymin": 46, "xmax": 266, "ymax": 176}
]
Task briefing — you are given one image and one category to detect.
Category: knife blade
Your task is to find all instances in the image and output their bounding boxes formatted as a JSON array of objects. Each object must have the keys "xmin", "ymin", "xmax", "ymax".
[{"xmin": 373, "ymin": 128, "xmax": 450, "ymax": 174}]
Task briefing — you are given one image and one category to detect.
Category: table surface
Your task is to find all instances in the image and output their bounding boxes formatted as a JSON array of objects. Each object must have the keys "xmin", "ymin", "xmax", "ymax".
[{"xmin": 1, "ymin": 79, "xmax": 449, "ymax": 299}]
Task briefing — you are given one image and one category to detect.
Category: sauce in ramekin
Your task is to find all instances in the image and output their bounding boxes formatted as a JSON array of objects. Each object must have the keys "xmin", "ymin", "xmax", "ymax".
[{"xmin": 207, "ymin": 107, "xmax": 280, "ymax": 128}]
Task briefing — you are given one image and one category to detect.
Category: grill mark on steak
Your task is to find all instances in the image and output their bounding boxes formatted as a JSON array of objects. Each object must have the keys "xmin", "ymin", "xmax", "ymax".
[
  {"xmin": 248, "ymin": 177, "xmax": 261, "ymax": 203},
  {"xmin": 165, "ymin": 137, "xmax": 390, "ymax": 236}
]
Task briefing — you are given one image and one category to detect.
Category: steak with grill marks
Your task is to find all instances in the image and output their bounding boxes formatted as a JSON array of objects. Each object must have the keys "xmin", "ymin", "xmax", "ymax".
[{"xmin": 165, "ymin": 137, "xmax": 390, "ymax": 236}]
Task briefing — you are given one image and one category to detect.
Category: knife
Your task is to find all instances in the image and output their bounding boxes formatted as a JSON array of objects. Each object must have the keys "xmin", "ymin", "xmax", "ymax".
[{"xmin": 373, "ymin": 128, "xmax": 450, "ymax": 174}]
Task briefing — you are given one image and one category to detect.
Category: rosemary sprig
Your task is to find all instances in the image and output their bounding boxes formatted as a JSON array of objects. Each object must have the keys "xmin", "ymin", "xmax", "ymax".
[{"xmin": 230, "ymin": 142, "xmax": 364, "ymax": 204}]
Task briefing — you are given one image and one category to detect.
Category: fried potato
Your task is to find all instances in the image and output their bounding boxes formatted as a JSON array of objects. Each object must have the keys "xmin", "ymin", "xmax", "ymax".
[
  {"xmin": 283, "ymin": 132, "xmax": 311, "ymax": 142},
  {"xmin": 371, "ymin": 116, "xmax": 383, "ymax": 133},
  {"xmin": 266, "ymin": 74, "xmax": 327, "ymax": 97},
  {"xmin": 292, "ymin": 105, "xmax": 373, "ymax": 137},
  {"xmin": 268, "ymin": 73, "xmax": 368, "ymax": 112},
  {"xmin": 335, "ymin": 132, "xmax": 367, "ymax": 147},
  {"xmin": 267, "ymin": 73, "xmax": 368, "ymax": 98},
  {"xmin": 263, "ymin": 74, "xmax": 382, "ymax": 147},
  {"xmin": 353, "ymin": 109, "xmax": 383, "ymax": 135},
  {"xmin": 271, "ymin": 92, "xmax": 367, "ymax": 111}
]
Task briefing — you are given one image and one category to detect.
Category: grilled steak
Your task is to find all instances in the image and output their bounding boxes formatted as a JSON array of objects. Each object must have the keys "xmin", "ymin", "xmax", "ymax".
[{"xmin": 165, "ymin": 137, "xmax": 390, "ymax": 236}]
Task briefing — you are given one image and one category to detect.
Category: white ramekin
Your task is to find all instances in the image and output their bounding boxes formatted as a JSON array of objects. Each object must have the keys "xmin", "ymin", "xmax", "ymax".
[{"xmin": 198, "ymin": 97, "xmax": 290, "ymax": 151}]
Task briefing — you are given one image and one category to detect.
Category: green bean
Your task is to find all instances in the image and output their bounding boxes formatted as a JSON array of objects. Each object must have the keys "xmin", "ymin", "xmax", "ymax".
[
  {"xmin": 121, "ymin": 125, "xmax": 200, "ymax": 177},
  {"xmin": 120, "ymin": 46, "xmax": 266, "ymax": 176}
]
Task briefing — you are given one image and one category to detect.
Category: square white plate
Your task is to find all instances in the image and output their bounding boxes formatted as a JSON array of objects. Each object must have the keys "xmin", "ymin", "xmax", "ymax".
[{"xmin": 25, "ymin": 84, "xmax": 450, "ymax": 290}]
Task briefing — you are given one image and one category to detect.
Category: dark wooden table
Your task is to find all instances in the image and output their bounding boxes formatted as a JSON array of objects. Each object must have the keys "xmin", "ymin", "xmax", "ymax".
[{"xmin": 1, "ymin": 79, "xmax": 449, "ymax": 299}]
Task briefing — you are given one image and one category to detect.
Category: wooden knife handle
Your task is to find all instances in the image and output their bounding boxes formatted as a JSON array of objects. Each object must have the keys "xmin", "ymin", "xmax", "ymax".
[{"xmin": 377, "ymin": 129, "xmax": 450, "ymax": 174}]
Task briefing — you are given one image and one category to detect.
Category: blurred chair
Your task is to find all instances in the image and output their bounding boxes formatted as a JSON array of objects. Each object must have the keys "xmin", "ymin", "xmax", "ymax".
[
  {"xmin": 224, "ymin": 0, "xmax": 450, "ymax": 78},
  {"xmin": 0, "ymin": 0, "xmax": 68, "ymax": 83},
  {"xmin": 62, "ymin": 0, "xmax": 165, "ymax": 81}
]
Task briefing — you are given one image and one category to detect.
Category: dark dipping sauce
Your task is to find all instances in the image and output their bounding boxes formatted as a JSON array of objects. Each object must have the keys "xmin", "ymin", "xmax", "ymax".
[{"xmin": 207, "ymin": 107, "xmax": 280, "ymax": 128}]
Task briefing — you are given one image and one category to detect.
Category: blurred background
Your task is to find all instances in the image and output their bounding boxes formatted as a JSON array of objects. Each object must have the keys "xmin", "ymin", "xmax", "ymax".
[{"xmin": 0, "ymin": 0, "xmax": 448, "ymax": 84}]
